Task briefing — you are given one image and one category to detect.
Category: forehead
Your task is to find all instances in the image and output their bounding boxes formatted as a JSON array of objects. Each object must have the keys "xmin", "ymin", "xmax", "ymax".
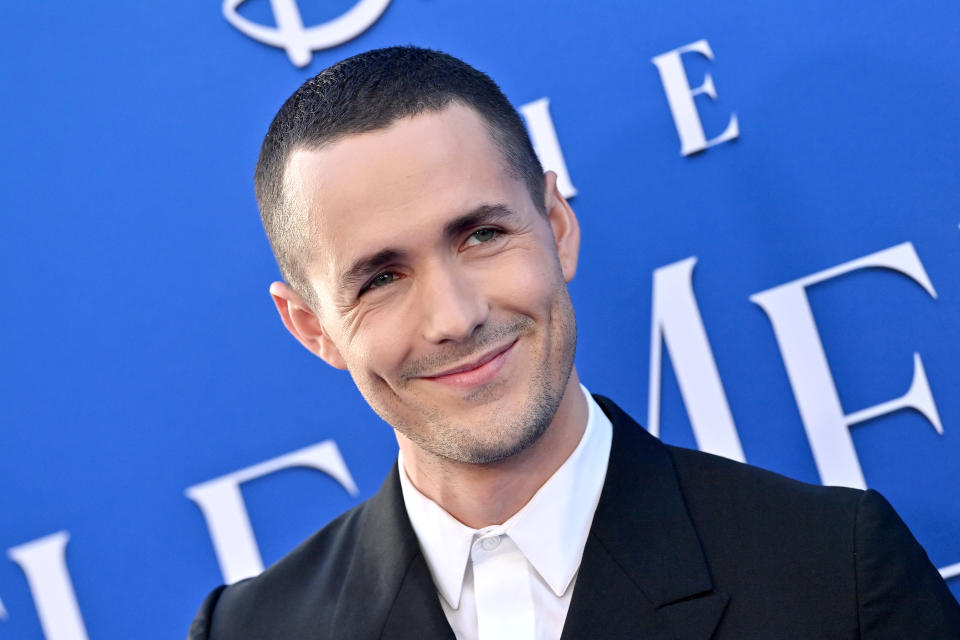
[{"xmin": 284, "ymin": 103, "xmax": 531, "ymax": 285}]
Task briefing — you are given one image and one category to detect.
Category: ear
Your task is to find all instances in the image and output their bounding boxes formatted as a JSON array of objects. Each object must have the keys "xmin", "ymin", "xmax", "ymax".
[
  {"xmin": 543, "ymin": 171, "xmax": 581, "ymax": 282},
  {"xmin": 269, "ymin": 282, "xmax": 347, "ymax": 370}
]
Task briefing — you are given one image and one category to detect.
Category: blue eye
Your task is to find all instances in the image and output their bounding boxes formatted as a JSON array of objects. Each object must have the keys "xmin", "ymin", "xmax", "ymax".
[
  {"xmin": 363, "ymin": 271, "xmax": 398, "ymax": 293},
  {"xmin": 464, "ymin": 228, "xmax": 500, "ymax": 247},
  {"xmin": 472, "ymin": 228, "xmax": 497, "ymax": 242}
]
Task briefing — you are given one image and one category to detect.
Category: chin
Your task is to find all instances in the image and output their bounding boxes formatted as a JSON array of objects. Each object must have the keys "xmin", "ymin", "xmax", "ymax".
[{"xmin": 393, "ymin": 372, "xmax": 562, "ymax": 465}]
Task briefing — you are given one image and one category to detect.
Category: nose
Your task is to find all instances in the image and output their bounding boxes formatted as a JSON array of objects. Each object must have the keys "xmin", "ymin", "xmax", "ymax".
[{"xmin": 419, "ymin": 260, "xmax": 488, "ymax": 344}]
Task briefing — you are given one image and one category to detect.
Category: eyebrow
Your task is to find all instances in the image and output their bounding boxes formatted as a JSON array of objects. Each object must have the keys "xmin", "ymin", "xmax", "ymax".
[
  {"xmin": 338, "ymin": 248, "xmax": 406, "ymax": 293},
  {"xmin": 442, "ymin": 203, "xmax": 516, "ymax": 240},
  {"xmin": 337, "ymin": 203, "xmax": 517, "ymax": 293}
]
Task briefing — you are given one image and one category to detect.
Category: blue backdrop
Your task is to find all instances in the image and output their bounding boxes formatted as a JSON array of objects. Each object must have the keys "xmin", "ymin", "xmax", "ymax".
[{"xmin": 2, "ymin": 2, "xmax": 958, "ymax": 638}]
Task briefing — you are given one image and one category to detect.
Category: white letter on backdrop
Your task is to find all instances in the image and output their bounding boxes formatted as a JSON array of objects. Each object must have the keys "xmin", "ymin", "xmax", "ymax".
[
  {"xmin": 222, "ymin": 0, "xmax": 393, "ymax": 68},
  {"xmin": 651, "ymin": 39, "xmax": 739, "ymax": 155},
  {"xmin": 648, "ymin": 257, "xmax": 745, "ymax": 461},
  {"xmin": 186, "ymin": 441, "xmax": 358, "ymax": 584},
  {"xmin": 750, "ymin": 242, "xmax": 942, "ymax": 489},
  {"xmin": 7, "ymin": 531, "xmax": 89, "ymax": 640},
  {"xmin": 520, "ymin": 98, "xmax": 578, "ymax": 199}
]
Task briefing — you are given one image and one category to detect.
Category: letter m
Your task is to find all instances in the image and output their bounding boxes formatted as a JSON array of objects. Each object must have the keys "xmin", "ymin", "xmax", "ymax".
[{"xmin": 647, "ymin": 257, "xmax": 745, "ymax": 462}]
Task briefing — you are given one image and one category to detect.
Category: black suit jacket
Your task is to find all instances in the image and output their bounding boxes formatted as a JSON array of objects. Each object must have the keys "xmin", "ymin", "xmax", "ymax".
[{"xmin": 188, "ymin": 396, "xmax": 960, "ymax": 639}]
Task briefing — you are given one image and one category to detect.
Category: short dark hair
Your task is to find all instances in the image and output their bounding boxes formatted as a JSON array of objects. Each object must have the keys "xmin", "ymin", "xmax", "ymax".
[{"xmin": 254, "ymin": 46, "xmax": 545, "ymax": 305}]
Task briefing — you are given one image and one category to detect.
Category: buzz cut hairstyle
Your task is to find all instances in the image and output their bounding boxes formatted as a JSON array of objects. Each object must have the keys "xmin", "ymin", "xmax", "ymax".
[{"xmin": 253, "ymin": 45, "xmax": 546, "ymax": 307}]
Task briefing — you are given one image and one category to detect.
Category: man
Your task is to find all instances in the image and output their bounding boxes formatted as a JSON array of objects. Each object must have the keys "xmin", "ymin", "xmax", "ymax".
[{"xmin": 189, "ymin": 46, "xmax": 960, "ymax": 639}]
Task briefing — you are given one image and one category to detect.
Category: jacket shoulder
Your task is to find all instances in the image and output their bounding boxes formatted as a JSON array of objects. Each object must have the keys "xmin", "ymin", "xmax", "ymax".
[
  {"xmin": 666, "ymin": 443, "xmax": 862, "ymax": 515},
  {"xmin": 194, "ymin": 499, "xmax": 371, "ymax": 639},
  {"xmin": 663, "ymin": 444, "xmax": 960, "ymax": 636},
  {"xmin": 664, "ymin": 443, "xmax": 864, "ymax": 571}
]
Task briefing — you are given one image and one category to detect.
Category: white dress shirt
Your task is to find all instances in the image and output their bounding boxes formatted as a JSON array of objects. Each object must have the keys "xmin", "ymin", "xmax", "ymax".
[{"xmin": 398, "ymin": 385, "xmax": 613, "ymax": 640}]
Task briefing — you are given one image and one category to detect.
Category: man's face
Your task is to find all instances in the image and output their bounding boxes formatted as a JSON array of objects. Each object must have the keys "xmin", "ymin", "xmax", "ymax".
[{"xmin": 284, "ymin": 103, "xmax": 580, "ymax": 465}]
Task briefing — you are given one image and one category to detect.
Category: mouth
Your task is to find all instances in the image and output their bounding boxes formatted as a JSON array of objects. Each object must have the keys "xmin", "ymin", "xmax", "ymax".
[{"xmin": 421, "ymin": 339, "xmax": 518, "ymax": 389}]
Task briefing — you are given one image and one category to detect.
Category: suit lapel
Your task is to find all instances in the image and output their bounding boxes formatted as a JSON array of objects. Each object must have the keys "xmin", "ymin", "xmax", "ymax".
[
  {"xmin": 561, "ymin": 397, "xmax": 728, "ymax": 640},
  {"xmin": 381, "ymin": 553, "xmax": 457, "ymax": 640},
  {"xmin": 334, "ymin": 396, "xmax": 727, "ymax": 640},
  {"xmin": 330, "ymin": 464, "xmax": 454, "ymax": 640}
]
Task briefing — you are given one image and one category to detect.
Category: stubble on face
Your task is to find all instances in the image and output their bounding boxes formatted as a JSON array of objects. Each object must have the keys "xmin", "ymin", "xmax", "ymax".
[
  {"xmin": 288, "ymin": 104, "xmax": 582, "ymax": 471},
  {"xmin": 354, "ymin": 279, "xmax": 578, "ymax": 466}
]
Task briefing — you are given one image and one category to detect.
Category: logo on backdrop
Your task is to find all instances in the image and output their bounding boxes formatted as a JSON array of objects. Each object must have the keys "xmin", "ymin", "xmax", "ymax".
[{"xmin": 223, "ymin": 0, "xmax": 392, "ymax": 67}]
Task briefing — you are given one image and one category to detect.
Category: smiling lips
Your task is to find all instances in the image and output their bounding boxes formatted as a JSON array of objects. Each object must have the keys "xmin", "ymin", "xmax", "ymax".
[{"xmin": 422, "ymin": 339, "xmax": 517, "ymax": 389}]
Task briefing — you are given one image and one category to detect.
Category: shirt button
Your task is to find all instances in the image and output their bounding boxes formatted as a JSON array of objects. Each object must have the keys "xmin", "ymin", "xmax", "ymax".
[{"xmin": 480, "ymin": 535, "xmax": 501, "ymax": 551}]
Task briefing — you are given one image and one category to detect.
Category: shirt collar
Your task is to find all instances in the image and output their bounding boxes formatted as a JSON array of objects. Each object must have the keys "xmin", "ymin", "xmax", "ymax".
[
  {"xmin": 397, "ymin": 454, "xmax": 475, "ymax": 609},
  {"xmin": 397, "ymin": 384, "xmax": 613, "ymax": 608}
]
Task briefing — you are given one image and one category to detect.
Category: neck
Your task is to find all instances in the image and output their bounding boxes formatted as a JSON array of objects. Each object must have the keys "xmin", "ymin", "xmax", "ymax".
[{"xmin": 397, "ymin": 369, "xmax": 588, "ymax": 529}]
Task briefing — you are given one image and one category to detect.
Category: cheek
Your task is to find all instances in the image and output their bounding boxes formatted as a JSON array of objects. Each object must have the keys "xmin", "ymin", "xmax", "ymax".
[
  {"xmin": 343, "ymin": 319, "xmax": 413, "ymax": 381},
  {"xmin": 488, "ymin": 247, "xmax": 563, "ymax": 311}
]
